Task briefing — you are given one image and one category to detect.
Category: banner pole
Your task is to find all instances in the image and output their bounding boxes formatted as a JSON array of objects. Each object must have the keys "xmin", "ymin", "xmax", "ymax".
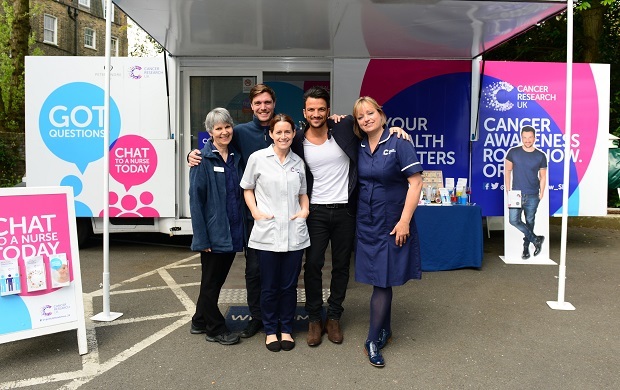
[
  {"xmin": 548, "ymin": 0, "xmax": 575, "ymax": 311},
  {"xmin": 92, "ymin": 0, "xmax": 123, "ymax": 322}
]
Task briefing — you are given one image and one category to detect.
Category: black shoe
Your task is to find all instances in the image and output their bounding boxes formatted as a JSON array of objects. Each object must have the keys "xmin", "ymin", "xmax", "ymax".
[
  {"xmin": 533, "ymin": 236, "xmax": 545, "ymax": 256},
  {"xmin": 240, "ymin": 319, "xmax": 263, "ymax": 338},
  {"xmin": 190, "ymin": 324, "xmax": 207, "ymax": 334},
  {"xmin": 205, "ymin": 331, "xmax": 240, "ymax": 345},
  {"xmin": 280, "ymin": 339, "xmax": 295, "ymax": 351},
  {"xmin": 266, "ymin": 337, "xmax": 281, "ymax": 352},
  {"xmin": 521, "ymin": 247, "xmax": 530, "ymax": 260}
]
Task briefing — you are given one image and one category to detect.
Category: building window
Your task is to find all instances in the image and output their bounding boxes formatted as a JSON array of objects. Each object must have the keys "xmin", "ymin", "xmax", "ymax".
[
  {"xmin": 78, "ymin": 0, "xmax": 90, "ymax": 7},
  {"xmin": 102, "ymin": 1, "xmax": 115, "ymax": 21},
  {"xmin": 84, "ymin": 28, "xmax": 96, "ymax": 49},
  {"xmin": 111, "ymin": 37, "xmax": 119, "ymax": 56},
  {"xmin": 43, "ymin": 14, "xmax": 57, "ymax": 44}
]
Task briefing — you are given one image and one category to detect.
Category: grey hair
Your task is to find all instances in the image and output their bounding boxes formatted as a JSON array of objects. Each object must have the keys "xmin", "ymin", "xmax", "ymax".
[{"xmin": 204, "ymin": 108, "xmax": 234, "ymax": 133}]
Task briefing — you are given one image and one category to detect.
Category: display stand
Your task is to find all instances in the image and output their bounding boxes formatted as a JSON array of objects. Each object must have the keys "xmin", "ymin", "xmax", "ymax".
[
  {"xmin": 0, "ymin": 187, "xmax": 87, "ymax": 355},
  {"xmin": 501, "ymin": 179, "xmax": 555, "ymax": 265}
]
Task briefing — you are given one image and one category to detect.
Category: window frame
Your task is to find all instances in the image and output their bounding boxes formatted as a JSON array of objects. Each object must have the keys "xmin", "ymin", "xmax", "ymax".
[
  {"xmin": 102, "ymin": 1, "xmax": 115, "ymax": 21},
  {"xmin": 110, "ymin": 36, "xmax": 119, "ymax": 56},
  {"xmin": 84, "ymin": 27, "xmax": 96, "ymax": 50},
  {"xmin": 43, "ymin": 14, "xmax": 58, "ymax": 45},
  {"xmin": 78, "ymin": 0, "xmax": 90, "ymax": 7}
]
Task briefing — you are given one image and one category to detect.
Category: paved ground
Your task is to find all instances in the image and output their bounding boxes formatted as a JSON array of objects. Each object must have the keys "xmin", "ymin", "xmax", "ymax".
[{"xmin": 1, "ymin": 218, "xmax": 619, "ymax": 389}]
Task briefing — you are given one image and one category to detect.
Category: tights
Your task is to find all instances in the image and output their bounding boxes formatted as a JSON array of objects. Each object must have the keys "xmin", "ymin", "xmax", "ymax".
[{"xmin": 367, "ymin": 286, "xmax": 393, "ymax": 342}]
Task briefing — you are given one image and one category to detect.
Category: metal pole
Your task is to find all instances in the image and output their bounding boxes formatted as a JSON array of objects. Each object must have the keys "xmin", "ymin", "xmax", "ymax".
[
  {"xmin": 92, "ymin": 0, "xmax": 123, "ymax": 322},
  {"xmin": 548, "ymin": 0, "xmax": 575, "ymax": 311}
]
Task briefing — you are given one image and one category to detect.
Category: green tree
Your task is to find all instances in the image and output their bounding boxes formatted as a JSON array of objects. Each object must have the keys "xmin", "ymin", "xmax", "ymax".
[
  {"xmin": 485, "ymin": 0, "xmax": 620, "ymax": 137},
  {"xmin": 0, "ymin": 0, "xmax": 30, "ymax": 187},
  {"xmin": 128, "ymin": 18, "xmax": 164, "ymax": 57}
]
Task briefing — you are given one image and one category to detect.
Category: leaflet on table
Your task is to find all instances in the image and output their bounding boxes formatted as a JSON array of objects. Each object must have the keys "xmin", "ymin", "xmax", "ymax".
[
  {"xmin": 0, "ymin": 259, "xmax": 22, "ymax": 296},
  {"xmin": 439, "ymin": 188, "xmax": 450, "ymax": 205},
  {"xmin": 445, "ymin": 178, "xmax": 455, "ymax": 190}
]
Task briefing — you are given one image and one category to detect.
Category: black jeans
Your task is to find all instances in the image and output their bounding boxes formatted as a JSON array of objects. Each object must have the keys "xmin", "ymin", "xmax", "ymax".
[
  {"xmin": 192, "ymin": 251, "xmax": 235, "ymax": 337},
  {"xmin": 245, "ymin": 220, "xmax": 262, "ymax": 321},
  {"xmin": 303, "ymin": 205, "xmax": 356, "ymax": 322}
]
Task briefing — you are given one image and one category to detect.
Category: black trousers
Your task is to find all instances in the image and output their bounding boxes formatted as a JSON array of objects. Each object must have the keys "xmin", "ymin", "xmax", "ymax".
[
  {"xmin": 303, "ymin": 205, "xmax": 356, "ymax": 322},
  {"xmin": 192, "ymin": 251, "xmax": 235, "ymax": 337},
  {"xmin": 245, "ymin": 220, "xmax": 262, "ymax": 321}
]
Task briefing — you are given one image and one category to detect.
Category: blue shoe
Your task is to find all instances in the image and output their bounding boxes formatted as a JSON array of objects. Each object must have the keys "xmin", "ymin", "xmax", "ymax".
[
  {"xmin": 377, "ymin": 329, "xmax": 392, "ymax": 349},
  {"xmin": 364, "ymin": 340, "xmax": 385, "ymax": 368}
]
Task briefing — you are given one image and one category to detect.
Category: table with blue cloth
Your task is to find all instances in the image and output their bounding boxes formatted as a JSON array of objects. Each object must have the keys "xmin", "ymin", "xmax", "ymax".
[{"xmin": 414, "ymin": 205, "xmax": 483, "ymax": 271}]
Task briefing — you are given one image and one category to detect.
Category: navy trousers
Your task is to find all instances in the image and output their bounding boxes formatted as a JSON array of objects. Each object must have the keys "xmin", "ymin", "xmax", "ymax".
[{"xmin": 256, "ymin": 249, "xmax": 303, "ymax": 335}]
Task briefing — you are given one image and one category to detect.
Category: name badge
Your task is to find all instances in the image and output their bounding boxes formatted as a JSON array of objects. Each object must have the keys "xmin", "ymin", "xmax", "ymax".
[{"xmin": 214, "ymin": 167, "xmax": 224, "ymax": 173}]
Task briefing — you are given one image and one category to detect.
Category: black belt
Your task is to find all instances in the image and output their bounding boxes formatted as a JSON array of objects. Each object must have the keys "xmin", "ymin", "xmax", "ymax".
[{"xmin": 314, "ymin": 203, "xmax": 348, "ymax": 209}]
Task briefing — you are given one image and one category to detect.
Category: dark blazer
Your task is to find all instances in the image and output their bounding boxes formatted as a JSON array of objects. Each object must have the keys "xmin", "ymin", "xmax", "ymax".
[{"xmin": 291, "ymin": 115, "xmax": 359, "ymax": 214}]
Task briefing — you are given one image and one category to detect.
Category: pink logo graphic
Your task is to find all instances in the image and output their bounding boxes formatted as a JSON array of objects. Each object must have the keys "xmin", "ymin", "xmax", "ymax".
[
  {"xmin": 110, "ymin": 135, "xmax": 158, "ymax": 191},
  {"xmin": 41, "ymin": 305, "xmax": 53, "ymax": 316},
  {"xmin": 102, "ymin": 191, "xmax": 159, "ymax": 217},
  {"xmin": 129, "ymin": 65, "xmax": 142, "ymax": 79}
]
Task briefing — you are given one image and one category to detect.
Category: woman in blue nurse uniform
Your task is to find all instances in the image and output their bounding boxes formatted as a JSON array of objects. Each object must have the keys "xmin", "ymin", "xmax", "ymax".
[{"xmin": 353, "ymin": 96, "xmax": 424, "ymax": 368}]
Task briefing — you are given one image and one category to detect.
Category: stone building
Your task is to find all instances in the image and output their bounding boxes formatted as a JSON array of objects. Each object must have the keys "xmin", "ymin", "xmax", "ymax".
[{"xmin": 30, "ymin": 0, "xmax": 128, "ymax": 57}]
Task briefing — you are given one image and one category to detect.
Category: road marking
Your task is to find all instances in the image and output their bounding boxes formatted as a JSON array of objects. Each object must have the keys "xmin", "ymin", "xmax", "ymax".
[{"xmin": 0, "ymin": 252, "xmax": 330, "ymax": 389}]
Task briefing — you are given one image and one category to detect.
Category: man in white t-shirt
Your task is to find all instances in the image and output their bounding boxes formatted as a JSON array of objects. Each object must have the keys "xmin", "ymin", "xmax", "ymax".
[{"xmin": 291, "ymin": 87, "xmax": 408, "ymax": 347}]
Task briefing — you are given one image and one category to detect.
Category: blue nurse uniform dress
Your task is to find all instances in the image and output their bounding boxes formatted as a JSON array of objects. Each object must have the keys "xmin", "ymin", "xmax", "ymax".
[{"xmin": 355, "ymin": 126, "xmax": 424, "ymax": 288}]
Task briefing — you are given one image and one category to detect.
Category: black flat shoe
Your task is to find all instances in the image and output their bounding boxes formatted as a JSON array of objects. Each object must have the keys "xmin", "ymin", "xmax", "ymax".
[
  {"xmin": 280, "ymin": 340, "xmax": 295, "ymax": 351},
  {"xmin": 266, "ymin": 340, "xmax": 281, "ymax": 352},
  {"xmin": 266, "ymin": 335, "xmax": 281, "ymax": 352}
]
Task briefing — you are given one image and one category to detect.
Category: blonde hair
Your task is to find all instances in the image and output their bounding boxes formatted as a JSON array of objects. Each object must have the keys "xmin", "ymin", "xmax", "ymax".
[{"xmin": 352, "ymin": 96, "xmax": 387, "ymax": 139}]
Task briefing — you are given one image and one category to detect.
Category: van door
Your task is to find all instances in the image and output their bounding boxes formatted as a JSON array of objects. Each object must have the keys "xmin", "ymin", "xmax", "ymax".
[
  {"xmin": 179, "ymin": 68, "xmax": 331, "ymax": 218},
  {"xmin": 180, "ymin": 70, "xmax": 262, "ymax": 218}
]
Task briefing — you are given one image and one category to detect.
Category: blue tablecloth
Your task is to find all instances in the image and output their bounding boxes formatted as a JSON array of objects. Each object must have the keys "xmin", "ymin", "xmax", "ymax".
[{"xmin": 414, "ymin": 205, "xmax": 483, "ymax": 271}]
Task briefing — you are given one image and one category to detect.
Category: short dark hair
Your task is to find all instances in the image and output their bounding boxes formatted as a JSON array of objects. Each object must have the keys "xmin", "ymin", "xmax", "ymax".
[
  {"xmin": 249, "ymin": 84, "xmax": 276, "ymax": 104},
  {"xmin": 521, "ymin": 126, "xmax": 536, "ymax": 136},
  {"xmin": 303, "ymin": 86, "xmax": 330, "ymax": 108}
]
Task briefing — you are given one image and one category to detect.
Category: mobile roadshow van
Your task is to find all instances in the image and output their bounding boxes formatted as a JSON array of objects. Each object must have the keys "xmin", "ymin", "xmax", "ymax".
[{"xmin": 25, "ymin": 1, "xmax": 609, "ymax": 246}]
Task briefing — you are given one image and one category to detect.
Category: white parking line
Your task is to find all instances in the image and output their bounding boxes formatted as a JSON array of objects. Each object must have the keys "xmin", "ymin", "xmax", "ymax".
[{"xmin": 0, "ymin": 254, "xmax": 198, "ymax": 390}]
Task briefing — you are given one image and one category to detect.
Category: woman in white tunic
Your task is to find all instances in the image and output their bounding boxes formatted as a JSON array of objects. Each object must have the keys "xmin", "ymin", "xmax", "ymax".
[{"xmin": 240, "ymin": 113, "xmax": 310, "ymax": 353}]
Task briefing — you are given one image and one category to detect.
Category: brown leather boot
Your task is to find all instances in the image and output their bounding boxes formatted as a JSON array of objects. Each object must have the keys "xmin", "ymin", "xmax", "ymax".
[
  {"xmin": 325, "ymin": 319, "xmax": 343, "ymax": 344},
  {"xmin": 307, "ymin": 320, "xmax": 323, "ymax": 346}
]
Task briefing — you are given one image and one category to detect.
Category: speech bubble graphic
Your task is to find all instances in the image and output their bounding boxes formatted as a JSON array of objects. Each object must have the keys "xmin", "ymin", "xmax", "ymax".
[
  {"xmin": 110, "ymin": 135, "xmax": 158, "ymax": 190},
  {"xmin": 39, "ymin": 82, "xmax": 121, "ymax": 173}
]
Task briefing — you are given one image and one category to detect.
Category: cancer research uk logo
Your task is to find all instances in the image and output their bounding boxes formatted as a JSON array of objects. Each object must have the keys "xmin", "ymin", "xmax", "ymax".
[
  {"xmin": 129, "ymin": 65, "xmax": 142, "ymax": 79},
  {"xmin": 129, "ymin": 65, "xmax": 163, "ymax": 80},
  {"xmin": 41, "ymin": 305, "xmax": 53, "ymax": 317},
  {"xmin": 483, "ymin": 80, "xmax": 558, "ymax": 112},
  {"xmin": 39, "ymin": 82, "xmax": 121, "ymax": 173},
  {"xmin": 483, "ymin": 81, "xmax": 515, "ymax": 112}
]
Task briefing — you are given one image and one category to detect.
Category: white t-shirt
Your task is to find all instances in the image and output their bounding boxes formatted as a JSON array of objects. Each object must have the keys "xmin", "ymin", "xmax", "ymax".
[{"xmin": 303, "ymin": 136, "xmax": 349, "ymax": 204}]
